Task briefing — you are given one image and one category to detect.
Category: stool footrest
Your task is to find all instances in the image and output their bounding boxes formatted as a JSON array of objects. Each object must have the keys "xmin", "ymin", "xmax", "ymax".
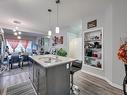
[{"xmin": 70, "ymin": 85, "xmax": 80, "ymax": 95}]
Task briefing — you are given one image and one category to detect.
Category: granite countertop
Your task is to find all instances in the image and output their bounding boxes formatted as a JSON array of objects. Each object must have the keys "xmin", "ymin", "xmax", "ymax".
[{"xmin": 30, "ymin": 54, "xmax": 77, "ymax": 68}]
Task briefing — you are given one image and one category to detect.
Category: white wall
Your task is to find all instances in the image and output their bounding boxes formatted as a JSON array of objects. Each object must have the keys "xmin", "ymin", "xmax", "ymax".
[
  {"xmin": 104, "ymin": 4, "xmax": 113, "ymax": 84},
  {"xmin": 111, "ymin": 0, "xmax": 127, "ymax": 86},
  {"xmin": 82, "ymin": 11, "xmax": 105, "ymax": 77},
  {"xmin": 67, "ymin": 32, "xmax": 82, "ymax": 60},
  {"xmin": 67, "ymin": 32, "xmax": 77, "ymax": 58}
]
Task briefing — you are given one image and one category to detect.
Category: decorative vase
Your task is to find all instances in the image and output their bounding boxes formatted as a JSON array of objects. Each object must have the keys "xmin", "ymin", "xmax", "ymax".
[{"xmin": 123, "ymin": 64, "xmax": 127, "ymax": 95}]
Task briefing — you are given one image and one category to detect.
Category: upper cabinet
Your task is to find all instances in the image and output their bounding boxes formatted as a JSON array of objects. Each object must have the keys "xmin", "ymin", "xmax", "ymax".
[{"xmin": 83, "ymin": 27, "xmax": 103, "ymax": 70}]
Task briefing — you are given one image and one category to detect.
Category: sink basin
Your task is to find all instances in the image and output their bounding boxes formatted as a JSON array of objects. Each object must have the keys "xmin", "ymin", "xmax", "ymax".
[{"xmin": 38, "ymin": 57, "xmax": 61, "ymax": 63}]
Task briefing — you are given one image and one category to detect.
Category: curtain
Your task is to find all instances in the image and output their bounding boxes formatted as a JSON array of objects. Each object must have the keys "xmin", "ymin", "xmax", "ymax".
[
  {"xmin": 7, "ymin": 39, "xmax": 19, "ymax": 50},
  {"xmin": 21, "ymin": 40, "xmax": 29, "ymax": 49}
]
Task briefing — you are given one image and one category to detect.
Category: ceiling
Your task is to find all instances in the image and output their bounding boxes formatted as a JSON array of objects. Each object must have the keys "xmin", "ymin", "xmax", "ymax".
[
  {"xmin": 0, "ymin": 0, "xmax": 111, "ymax": 34},
  {"xmin": 3, "ymin": 28, "xmax": 42, "ymax": 37},
  {"xmin": 3, "ymin": 28, "xmax": 43, "ymax": 39}
]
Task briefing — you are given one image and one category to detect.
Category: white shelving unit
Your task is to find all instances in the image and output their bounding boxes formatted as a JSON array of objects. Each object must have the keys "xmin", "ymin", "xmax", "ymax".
[{"xmin": 83, "ymin": 27, "xmax": 103, "ymax": 70}]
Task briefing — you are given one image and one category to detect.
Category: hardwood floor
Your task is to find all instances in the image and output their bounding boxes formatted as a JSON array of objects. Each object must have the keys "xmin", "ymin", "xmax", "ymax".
[
  {"xmin": 0, "ymin": 66, "xmax": 124, "ymax": 95},
  {"xmin": 74, "ymin": 71, "xmax": 123, "ymax": 95},
  {"xmin": 0, "ymin": 67, "xmax": 30, "ymax": 95}
]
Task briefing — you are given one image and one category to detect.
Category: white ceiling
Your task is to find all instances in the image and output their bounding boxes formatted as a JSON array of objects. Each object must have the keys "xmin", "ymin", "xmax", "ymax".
[
  {"xmin": 3, "ymin": 28, "xmax": 43, "ymax": 38},
  {"xmin": 0, "ymin": 0, "xmax": 111, "ymax": 34}
]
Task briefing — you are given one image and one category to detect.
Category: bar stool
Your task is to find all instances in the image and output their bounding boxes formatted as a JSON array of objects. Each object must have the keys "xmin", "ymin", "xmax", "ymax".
[{"xmin": 70, "ymin": 60, "xmax": 82, "ymax": 94}]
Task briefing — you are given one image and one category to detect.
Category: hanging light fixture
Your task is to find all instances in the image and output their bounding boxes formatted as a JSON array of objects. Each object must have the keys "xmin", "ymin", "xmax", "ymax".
[
  {"xmin": 48, "ymin": 30, "xmax": 51, "ymax": 36},
  {"xmin": 48, "ymin": 9, "xmax": 52, "ymax": 36},
  {"xmin": 13, "ymin": 26, "xmax": 22, "ymax": 39},
  {"xmin": 13, "ymin": 28, "xmax": 16, "ymax": 32},
  {"xmin": 55, "ymin": 0, "xmax": 60, "ymax": 33},
  {"xmin": 15, "ymin": 27, "xmax": 19, "ymax": 30},
  {"xmin": 14, "ymin": 32, "xmax": 18, "ymax": 36},
  {"xmin": 18, "ymin": 31, "xmax": 21, "ymax": 35},
  {"xmin": 17, "ymin": 36, "xmax": 21, "ymax": 39}
]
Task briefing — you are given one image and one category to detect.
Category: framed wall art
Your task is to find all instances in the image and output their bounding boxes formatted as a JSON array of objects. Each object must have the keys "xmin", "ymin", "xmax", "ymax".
[{"xmin": 87, "ymin": 20, "xmax": 97, "ymax": 29}]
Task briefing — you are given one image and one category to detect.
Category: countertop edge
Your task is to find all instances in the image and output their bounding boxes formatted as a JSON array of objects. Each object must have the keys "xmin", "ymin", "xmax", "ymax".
[{"xmin": 30, "ymin": 55, "xmax": 77, "ymax": 68}]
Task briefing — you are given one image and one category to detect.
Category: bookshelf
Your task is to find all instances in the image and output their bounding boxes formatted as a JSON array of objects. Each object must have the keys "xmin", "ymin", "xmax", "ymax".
[{"xmin": 83, "ymin": 28, "xmax": 103, "ymax": 70}]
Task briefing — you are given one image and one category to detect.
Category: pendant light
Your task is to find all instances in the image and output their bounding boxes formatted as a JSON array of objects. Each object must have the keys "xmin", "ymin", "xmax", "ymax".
[
  {"xmin": 18, "ymin": 31, "xmax": 21, "ymax": 35},
  {"xmin": 55, "ymin": 0, "xmax": 60, "ymax": 33},
  {"xmin": 17, "ymin": 36, "xmax": 21, "ymax": 39},
  {"xmin": 48, "ymin": 9, "xmax": 52, "ymax": 36},
  {"xmin": 13, "ymin": 26, "xmax": 21, "ymax": 39},
  {"xmin": 14, "ymin": 32, "xmax": 18, "ymax": 36}
]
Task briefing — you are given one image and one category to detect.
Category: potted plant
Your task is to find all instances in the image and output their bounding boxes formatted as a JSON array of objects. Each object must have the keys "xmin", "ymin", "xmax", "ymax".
[{"xmin": 57, "ymin": 48, "xmax": 67, "ymax": 57}]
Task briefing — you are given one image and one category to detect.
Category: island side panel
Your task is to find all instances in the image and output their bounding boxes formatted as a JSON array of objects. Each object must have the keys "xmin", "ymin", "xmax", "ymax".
[
  {"xmin": 29, "ymin": 57, "xmax": 34, "ymax": 82},
  {"xmin": 29, "ymin": 58, "xmax": 47, "ymax": 95},
  {"xmin": 46, "ymin": 63, "xmax": 70, "ymax": 95},
  {"xmin": 38, "ymin": 65, "xmax": 47, "ymax": 95}
]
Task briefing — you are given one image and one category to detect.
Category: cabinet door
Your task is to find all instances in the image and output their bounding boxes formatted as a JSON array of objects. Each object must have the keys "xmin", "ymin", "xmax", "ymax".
[
  {"xmin": 33, "ymin": 63, "xmax": 39, "ymax": 91},
  {"xmin": 29, "ymin": 59, "xmax": 33, "ymax": 82},
  {"xmin": 38, "ymin": 68, "xmax": 46, "ymax": 95}
]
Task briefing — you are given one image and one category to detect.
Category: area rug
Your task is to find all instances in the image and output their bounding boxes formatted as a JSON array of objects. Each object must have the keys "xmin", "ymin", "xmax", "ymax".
[
  {"xmin": 6, "ymin": 81, "xmax": 36, "ymax": 95},
  {"xmin": 0, "ymin": 66, "xmax": 28, "ymax": 77},
  {"xmin": 0, "ymin": 65, "xmax": 7, "ymax": 74}
]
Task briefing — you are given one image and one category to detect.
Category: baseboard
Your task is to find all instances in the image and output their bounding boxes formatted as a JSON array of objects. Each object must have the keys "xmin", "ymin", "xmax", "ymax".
[
  {"xmin": 81, "ymin": 70, "xmax": 105, "ymax": 80},
  {"xmin": 104, "ymin": 78, "xmax": 122, "ymax": 90},
  {"xmin": 81, "ymin": 70, "xmax": 122, "ymax": 90}
]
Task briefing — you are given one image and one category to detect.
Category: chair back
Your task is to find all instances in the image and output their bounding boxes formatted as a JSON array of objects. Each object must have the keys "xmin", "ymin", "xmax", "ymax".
[
  {"xmin": 72, "ymin": 60, "xmax": 82, "ymax": 69},
  {"xmin": 22, "ymin": 55, "xmax": 29, "ymax": 62},
  {"xmin": 10, "ymin": 55, "xmax": 20, "ymax": 63},
  {"xmin": 45, "ymin": 51, "xmax": 50, "ymax": 54},
  {"xmin": 3, "ymin": 56, "xmax": 9, "ymax": 64}
]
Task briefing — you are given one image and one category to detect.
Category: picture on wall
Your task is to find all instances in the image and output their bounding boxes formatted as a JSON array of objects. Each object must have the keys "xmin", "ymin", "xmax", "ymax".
[
  {"xmin": 87, "ymin": 20, "xmax": 97, "ymax": 29},
  {"xmin": 60, "ymin": 36, "xmax": 63, "ymax": 44},
  {"xmin": 52, "ymin": 36, "xmax": 63, "ymax": 46}
]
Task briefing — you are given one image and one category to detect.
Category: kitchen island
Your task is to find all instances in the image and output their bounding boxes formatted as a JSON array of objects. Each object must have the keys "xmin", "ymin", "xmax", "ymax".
[{"xmin": 29, "ymin": 55, "xmax": 76, "ymax": 95}]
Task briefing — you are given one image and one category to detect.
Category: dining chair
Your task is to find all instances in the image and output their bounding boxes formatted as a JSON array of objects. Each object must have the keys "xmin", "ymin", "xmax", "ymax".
[
  {"xmin": 21, "ymin": 55, "xmax": 29, "ymax": 67},
  {"xmin": 9, "ymin": 55, "xmax": 21, "ymax": 69}
]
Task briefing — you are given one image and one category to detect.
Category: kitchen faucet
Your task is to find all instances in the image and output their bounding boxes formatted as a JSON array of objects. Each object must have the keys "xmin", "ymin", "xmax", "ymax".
[{"xmin": 55, "ymin": 48, "xmax": 58, "ymax": 59}]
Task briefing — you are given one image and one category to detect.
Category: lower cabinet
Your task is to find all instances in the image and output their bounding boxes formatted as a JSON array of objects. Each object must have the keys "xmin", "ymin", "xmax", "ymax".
[
  {"xmin": 29, "ymin": 59, "xmax": 70, "ymax": 95},
  {"xmin": 29, "ymin": 58, "xmax": 33, "ymax": 82},
  {"xmin": 31, "ymin": 61, "xmax": 46, "ymax": 95},
  {"xmin": 38, "ymin": 66, "xmax": 46, "ymax": 95},
  {"xmin": 33, "ymin": 64, "xmax": 39, "ymax": 92}
]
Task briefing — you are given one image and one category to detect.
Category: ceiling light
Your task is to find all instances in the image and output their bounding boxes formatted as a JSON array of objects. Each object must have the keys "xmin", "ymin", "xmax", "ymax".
[
  {"xmin": 55, "ymin": 27, "xmax": 59, "ymax": 33},
  {"xmin": 55, "ymin": 0, "xmax": 60, "ymax": 34},
  {"xmin": 14, "ymin": 32, "xmax": 18, "ymax": 36},
  {"xmin": 48, "ymin": 30, "xmax": 52, "ymax": 36},
  {"xmin": 17, "ymin": 36, "xmax": 21, "ymax": 39},
  {"xmin": 15, "ymin": 27, "xmax": 19, "ymax": 30},
  {"xmin": 48, "ymin": 9, "xmax": 52, "ymax": 36},
  {"xmin": 18, "ymin": 31, "xmax": 21, "ymax": 35},
  {"xmin": 13, "ymin": 29, "xmax": 16, "ymax": 32}
]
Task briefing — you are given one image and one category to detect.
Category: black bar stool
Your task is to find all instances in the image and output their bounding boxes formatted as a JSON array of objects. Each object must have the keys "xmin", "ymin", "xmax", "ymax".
[{"xmin": 70, "ymin": 60, "xmax": 82, "ymax": 94}]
